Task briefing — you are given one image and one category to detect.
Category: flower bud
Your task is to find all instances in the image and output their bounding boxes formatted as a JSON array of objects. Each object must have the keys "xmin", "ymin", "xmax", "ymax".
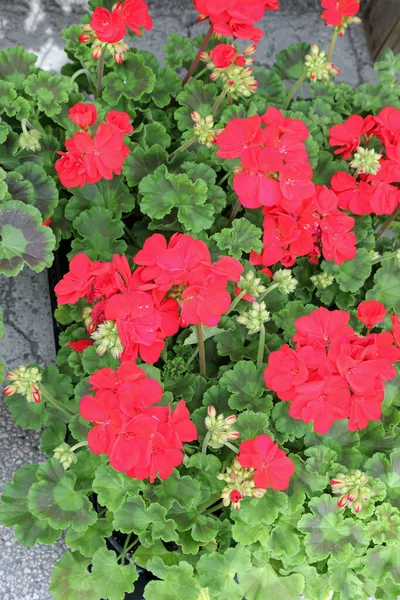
[
  {"xmin": 53, "ymin": 443, "xmax": 77, "ymax": 470},
  {"xmin": 191, "ymin": 113, "xmax": 221, "ymax": 148},
  {"xmin": 208, "ymin": 405, "xmax": 217, "ymax": 418},
  {"xmin": 310, "ymin": 272, "xmax": 335, "ymax": 289},
  {"xmin": 273, "ymin": 269, "xmax": 298, "ymax": 294},
  {"xmin": 219, "ymin": 458, "xmax": 266, "ymax": 509},
  {"xmin": 18, "ymin": 129, "xmax": 42, "ymax": 152},
  {"xmin": 91, "ymin": 320, "xmax": 124, "ymax": 359},
  {"xmin": 350, "ymin": 146, "xmax": 382, "ymax": 175},
  {"xmin": 5, "ymin": 366, "xmax": 42, "ymax": 403},
  {"xmin": 331, "ymin": 469, "xmax": 371, "ymax": 514},
  {"xmin": 236, "ymin": 271, "xmax": 266, "ymax": 301},
  {"xmin": 305, "ymin": 44, "xmax": 340, "ymax": 82},
  {"xmin": 237, "ymin": 302, "xmax": 271, "ymax": 335},
  {"xmin": 204, "ymin": 407, "xmax": 240, "ymax": 450}
]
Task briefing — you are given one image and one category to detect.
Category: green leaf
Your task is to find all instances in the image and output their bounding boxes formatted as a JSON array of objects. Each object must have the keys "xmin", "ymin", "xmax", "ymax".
[
  {"xmin": 151, "ymin": 469, "xmax": 202, "ymax": 510},
  {"xmin": 236, "ymin": 410, "xmax": 271, "ymax": 440},
  {"xmin": 366, "ymin": 503, "xmax": 400, "ymax": 545},
  {"xmin": 134, "ymin": 123, "xmax": 171, "ymax": 151},
  {"xmin": 363, "ymin": 543, "xmax": 400, "ymax": 586},
  {"xmin": 271, "ymin": 402, "xmax": 310, "ymax": 442},
  {"xmin": 50, "ymin": 551, "xmax": 97, "ymax": 600},
  {"xmin": 0, "ymin": 200, "xmax": 55, "ymax": 276},
  {"xmin": 81, "ymin": 345, "xmax": 120, "ymax": 374},
  {"xmin": 265, "ymin": 513, "xmax": 302, "ymax": 560},
  {"xmin": 91, "ymin": 547, "xmax": 139, "ymax": 600},
  {"xmin": 23, "ymin": 70, "xmax": 71, "ymax": 117},
  {"xmin": 272, "ymin": 301, "xmax": 316, "ymax": 341},
  {"xmin": 367, "ymin": 258, "xmax": 400, "ymax": 311},
  {"xmin": 66, "ymin": 178, "xmax": 134, "ymax": 222},
  {"xmin": 365, "ymin": 448, "xmax": 400, "ymax": 508},
  {"xmin": 322, "ymin": 247, "xmax": 372, "ymax": 294},
  {"xmin": 5, "ymin": 391, "xmax": 47, "ymax": 430},
  {"xmin": 297, "ymin": 494, "xmax": 367, "ymax": 561},
  {"xmin": 40, "ymin": 423, "xmax": 67, "ymax": 456},
  {"xmin": 313, "ymin": 151, "xmax": 348, "ymax": 186},
  {"xmin": 167, "ymin": 502, "xmax": 219, "ymax": 544},
  {"xmin": 187, "ymin": 453, "xmax": 224, "ymax": 494},
  {"xmin": 0, "ymin": 464, "xmax": 62, "ymax": 546},
  {"xmin": 102, "ymin": 53, "xmax": 155, "ymax": 104},
  {"xmin": 252, "ymin": 68, "xmax": 286, "ymax": 103},
  {"xmin": 134, "ymin": 540, "xmax": 180, "ymax": 569},
  {"xmin": 0, "ymin": 80, "xmax": 18, "ymax": 117},
  {"xmin": 42, "ymin": 365, "xmax": 74, "ymax": 410},
  {"xmin": 148, "ymin": 68, "xmax": 182, "ymax": 108},
  {"xmin": 273, "ymin": 42, "xmax": 311, "ymax": 81},
  {"xmin": 123, "ymin": 144, "xmax": 168, "ymax": 187},
  {"xmin": 213, "ymin": 218, "xmax": 262, "ymax": 259},
  {"xmin": 220, "ymin": 360, "xmax": 267, "ymax": 412},
  {"xmin": 13, "ymin": 162, "xmax": 59, "ymax": 220},
  {"xmin": 139, "ymin": 165, "xmax": 213, "ymax": 233},
  {"xmin": 353, "ymin": 84, "xmax": 400, "ymax": 113},
  {"xmin": 328, "ymin": 544, "xmax": 366, "ymax": 600},
  {"xmin": 197, "ymin": 546, "xmax": 252, "ymax": 600},
  {"xmin": 0, "ymin": 46, "xmax": 37, "ymax": 89},
  {"xmin": 144, "ymin": 558, "xmax": 198, "ymax": 600},
  {"xmin": 71, "ymin": 206, "xmax": 126, "ymax": 261},
  {"xmin": 241, "ymin": 564, "xmax": 305, "ymax": 600},
  {"xmin": 28, "ymin": 459, "xmax": 96, "ymax": 531},
  {"xmin": 236, "ymin": 490, "xmax": 288, "ymax": 527},
  {"xmin": 164, "ymin": 33, "xmax": 195, "ymax": 69},
  {"xmin": 65, "ymin": 516, "xmax": 113, "ymax": 557},
  {"xmin": 175, "ymin": 80, "xmax": 217, "ymax": 131},
  {"xmin": 5, "ymin": 171, "xmax": 35, "ymax": 204},
  {"xmin": 114, "ymin": 496, "xmax": 178, "ymax": 542},
  {"xmin": 93, "ymin": 463, "xmax": 145, "ymax": 512}
]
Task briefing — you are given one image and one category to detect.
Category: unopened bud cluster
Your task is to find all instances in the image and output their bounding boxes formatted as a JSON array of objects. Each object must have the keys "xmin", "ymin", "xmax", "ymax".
[
  {"xmin": 91, "ymin": 320, "xmax": 124, "ymax": 358},
  {"xmin": 330, "ymin": 469, "xmax": 372, "ymax": 514},
  {"xmin": 205, "ymin": 406, "xmax": 240, "ymax": 449},
  {"xmin": 305, "ymin": 44, "xmax": 340, "ymax": 82},
  {"xmin": 82, "ymin": 306, "xmax": 96, "ymax": 334},
  {"xmin": 191, "ymin": 113, "xmax": 221, "ymax": 148},
  {"xmin": 350, "ymin": 146, "xmax": 382, "ymax": 175},
  {"xmin": 80, "ymin": 25, "xmax": 129, "ymax": 63},
  {"xmin": 237, "ymin": 271, "xmax": 266, "ymax": 300},
  {"xmin": 217, "ymin": 458, "xmax": 266, "ymax": 510},
  {"xmin": 274, "ymin": 269, "xmax": 298, "ymax": 294},
  {"xmin": 337, "ymin": 16, "xmax": 362, "ymax": 36},
  {"xmin": 310, "ymin": 272, "xmax": 335, "ymax": 289},
  {"xmin": 201, "ymin": 45, "xmax": 258, "ymax": 99},
  {"xmin": 53, "ymin": 443, "xmax": 77, "ymax": 470},
  {"xmin": 4, "ymin": 366, "xmax": 42, "ymax": 403},
  {"xmin": 18, "ymin": 129, "xmax": 42, "ymax": 152},
  {"xmin": 237, "ymin": 302, "xmax": 271, "ymax": 335}
]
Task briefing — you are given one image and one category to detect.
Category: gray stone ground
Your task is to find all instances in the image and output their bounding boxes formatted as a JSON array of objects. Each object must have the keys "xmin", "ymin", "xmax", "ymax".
[{"xmin": 0, "ymin": 1, "xmax": 376, "ymax": 598}]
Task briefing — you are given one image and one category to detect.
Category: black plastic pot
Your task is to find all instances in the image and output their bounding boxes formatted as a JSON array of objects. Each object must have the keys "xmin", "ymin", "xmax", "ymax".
[{"xmin": 48, "ymin": 254, "xmax": 156, "ymax": 600}]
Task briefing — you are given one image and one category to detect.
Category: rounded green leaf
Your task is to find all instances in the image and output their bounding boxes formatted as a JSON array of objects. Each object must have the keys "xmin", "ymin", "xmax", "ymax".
[
  {"xmin": 273, "ymin": 42, "xmax": 311, "ymax": 81},
  {"xmin": 65, "ymin": 517, "xmax": 114, "ymax": 558},
  {"xmin": 91, "ymin": 547, "xmax": 139, "ymax": 600},
  {"xmin": 123, "ymin": 144, "xmax": 168, "ymax": 188},
  {"xmin": 5, "ymin": 391, "xmax": 47, "ymax": 429},
  {"xmin": 241, "ymin": 564, "xmax": 305, "ymax": 600},
  {"xmin": 71, "ymin": 206, "xmax": 126, "ymax": 261},
  {"xmin": 93, "ymin": 463, "xmax": 145, "ymax": 513},
  {"xmin": 102, "ymin": 53, "xmax": 156, "ymax": 104},
  {"xmin": 164, "ymin": 33, "xmax": 195, "ymax": 69},
  {"xmin": 144, "ymin": 558, "xmax": 199, "ymax": 600},
  {"xmin": 65, "ymin": 178, "xmax": 134, "ymax": 222},
  {"xmin": 213, "ymin": 218, "xmax": 263, "ymax": 259},
  {"xmin": 40, "ymin": 423, "xmax": 67, "ymax": 456},
  {"xmin": 0, "ymin": 46, "xmax": 37, "ymax": 89},
  {"xmin": 23, "ymin": 70, "xmax": 71, "ymax": 117},
  {"xmin": 50, "ymin": 551, "xmax": 97, "ymax": 600},
  {"xmin": 175, "ymin": 80, "xmax": 218, "ymax": 131},
  {"xmin": 0, "ymin": 200, "xmax": 55, "ymax": 276},
  {"xmin": 14, "ymin": 162, "xmax": 59, "ymax": 220}
]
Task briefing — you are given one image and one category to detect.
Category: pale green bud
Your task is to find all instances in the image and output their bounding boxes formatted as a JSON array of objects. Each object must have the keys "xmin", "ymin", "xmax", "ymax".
[
  {"xmin": 18, "ymin": 129, "xmax": 42, "ymax": 152},
  {"xmin": 91, "ymin": 320, "xmax": 124, "ymax": 359},
  {"xmin": 273, "ymin": 269, "xmax": 298, "ymax": 294},
  {"xmin": 237, "ymin": 271, "xmax": 266, "ymax": 299},
  {"xmin": 5, "ymin": 366, "xmax": 42, "ymax": 403},
  {"xmin": 350, "ymin": 146, "xmax": 382, "ymax": 175},
  {"xmin": 305, "ymin": 44, "xmax": 340, "ymax": 82},
  {"xmin": 53, "ymin": 443, "xmax": 77, "ymax": 470},
  {"xmin": 310, "ymin": 272, "xmax": 335, "ymax": 289},
  {"xmin": 237, "ymin": 301, "xmax": 271, "ymax": 335}
]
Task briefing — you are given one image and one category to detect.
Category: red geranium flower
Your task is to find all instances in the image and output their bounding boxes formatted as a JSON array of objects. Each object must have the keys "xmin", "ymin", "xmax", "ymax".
[
  {"xmin": 120, "ymin": 0, "xmax": 153, "ymax": 36},
  {"xmin": 279, "ymin": 162, "xmax": 315, "ymax": 211},
  {"xmin": 329, "ymin": 115, "xmax": 366, "ymax": 159},
  {"xmin": 216, "ymin": 116, "xmax": 265, "ymax": 159},
  {"xmin": 54, "ymin": 253, "xmax": 105, "ymax": 304},
  {"xmin": 89, "ymin": 361, "xmax": 147, "ymax": 393},
  {"xmin": 233, "ymin": 146, "xmax": 283, "ymax": 209},
  {"xmin": 109, "ymin": 413, "xmax": 158, "ymax": 472},
  {"xmin": 321, "ymin": 0, "xmax": 360, "ymax": 27},
  {"xmin": 68, "ymin": 103, "xmax": 97, "ymax": 129},
  {"xmin": 181, "ymin": 279, "xmax": 232, "ymax": 327},
  {"xmin": 293, "ymin": 307, "xmax": 352, "ymax": 348},
  {"xmin": 90, "ymin": 7, "xmax": 127, "ymax": 43},
  {"xmin": 106, "ymin": 110, "xmax": 134, "ymax": 134},
  {"xmin": 67, "ymin": 339, "xmax": 94, "ymax": 352},
  {"xmin": 264, "ymin": 344, "xmax": 308, "ymax": 400},
  {"xmin": 348, "ymin": 388, "xmax": 384, "ymax": 431},
  {"xmin": 392, "ymin": 314, "xmax": 400, "ymax": 348},
  {"xmin": 238, "ymin": 434, "xmax": 295, "ymax": 490},
  {"xmin": 80, "ymin": 390, "xmax": 123, "ymax": 455},
  {"xmin": 55, "ymin": 152, "xmax": 88, "ymax": 188},
  {"xmin": 210, "ymin": 44, "xmax": 237, "ymax": 68},
  {"xmin": 330, "ymin": 171, "xmax": 374, "ymax": 215},
  {"xmin": 357, "ymin": 300, "xmax": 388, "ymax": 329}
]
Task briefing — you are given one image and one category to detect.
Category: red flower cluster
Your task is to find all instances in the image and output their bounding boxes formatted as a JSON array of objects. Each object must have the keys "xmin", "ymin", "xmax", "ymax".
[
  {"xmin": 54, "ymin": 234, "xmax": 242, "ymax": 363},
  {"xmin": 237, "ymin": 434, "xmax": 295, "ymax": 490},
  {"xmin": 204, "ymin": 43, "xmax": 254, "ymax": 69},
  {"xmin": 80, "ymin": 361, "xmax": 197, "ymax": 481},
  {"xmin": 265, "ymin": 304, "xmax": 400, "ymax": 433},
  {"xmin": 321, "ymin": 0, "xmax": 360, "ymax": 27},
  {"xmin": 218, "ymin": 109, "xmax": 357, "ymax": 267},
  {"xmin": 84, "ymin": 0, "xmax": 152, "ymax": 43},
  {"xmin": 194, "ymin": 0, "xmax": 279, "ymax": 43},
  {"xmin": 330, "ymin": 108, "xmax": 400, "ymax": 215},
  {"xmin": 55, "ymin": 103, "xmax": 132, "ymax": 188}
]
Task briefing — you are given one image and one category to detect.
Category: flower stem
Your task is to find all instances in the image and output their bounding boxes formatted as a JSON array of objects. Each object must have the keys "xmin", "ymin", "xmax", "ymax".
[
  {"xmin": 224, "ymin": 441, "xmax": 239, "ymax": 453},
  {"xmin": 70, "ymin": 68, "xmax": 94, "ymax": 90},
  {"xmin": 168, "ymin": 135, "xmax": 197, "ymax": 161},
  {"xmin": 40, "ymin": 385, "xmax": 74, "ymax": 418},
  {"xmin": 282, "ymin": 72, "xmax": 307, "ymax": 110},
  {"xmin": 217, "ymin": 171, "xmax": 230, "ymax": 187},
  {"xmin": 257, "ymin": 282, "xmax": 279, "ymax": 303},
  {"xmin": 371, "ymin": 251, "xmax": 399, "ymax": 266},
  {"xmin": 118, "ymin": 533, "xmax": 134, "ymax": 563},
  {"xmin": 227, "ymin": 288, "xmax": 247, "ymax": 315},
  {"xmin": 198, "ymin": 492, "xmax": 222, "ymax": 512},
  {"xmin": 96, "ymin": 47, "xmax": 106, "ymax": 98},
  {"xmin": 205, "ymin": 501, "xmax": 224, "ymax": 515},
  {"xmin": 202, "ymin": 431, "xmax": 211, "ymax": 454},
  {"xmin": 182, "ymin": 23, "xmax": 214, "ymax": 86},
  {"xmin": 328, "ymin": 27, "xmax": 339, "ymax": 62},
  {"xmin": 375, "ymin": 205, "xmax": 400, "ymax": 239},
  {"xmin": 227, "ymin": 198, "xmax": 241, "ymax": 226},
  {"xmin": 211, "ymin": 90, "xmax": 227, "ymax": 116},
  {"xmin": 196, "ymin": 323, "xmax": 207, "ymax": 378},
  {"xmin": 70, "ymin": 441, "xmax": 89, "ymax": 452},
  {"xmin": 257, "ymin": 323, "xmax": 266, "ymax": 369},
  {"xmin": 192, "ymin": 65, "xmax": 209, "ymax": 81}
]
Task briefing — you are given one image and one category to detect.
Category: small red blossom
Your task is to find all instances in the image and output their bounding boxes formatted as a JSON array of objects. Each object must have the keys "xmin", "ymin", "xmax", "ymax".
[
  {"xmin": 90, "ymin": 7, "xmax": 127, "ymax": 43},
  {"xmin": 120, "ymin": 0, "xmax": 153, "ymax": 36},
  {"xmin": 216, "ymin": 116, "xmax": 265, "ymax": 159},
  {"xmin": 67, "ymin": 339, "xmax": 94, "ymax": 352},
  {"xmin": 210, "ymin": 44, "xmax": 237, "ymax": 68},
  {"xmin": 357, "ymin": 300, "xmax": 388, "ymax": 329},
  {"xmin": 68, "ymin": 103, "xmax": 97, "ymax": 129},
  {"xmin": 238, "ymin": 434, "xmax": 295, "ymax": 490},
  {"xmin": 233, "ymin": 146, "xmax": 283, "ymax": 209},
  {"xmin": 106, "ymin": 110, "xmax": 134, "ymax": 134},
  {"xmin": 321, "ymin": 0, "xmax": 360, "ymax": 27},
  {"xmin": 329, "ymin": 115, "xmax": 369, "ymax": 159}
]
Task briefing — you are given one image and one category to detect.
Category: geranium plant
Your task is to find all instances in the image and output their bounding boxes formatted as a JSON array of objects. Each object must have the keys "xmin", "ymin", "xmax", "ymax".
[{"xmin": 1, "ymin": 0, "xmax": 400, "ymax": 599}]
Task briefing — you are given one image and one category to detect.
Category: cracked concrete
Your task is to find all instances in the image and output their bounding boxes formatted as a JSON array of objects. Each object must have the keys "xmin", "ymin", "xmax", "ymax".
[{"xmin": 0, "ymin": 1, "xmax": 375, "ymax": 599}]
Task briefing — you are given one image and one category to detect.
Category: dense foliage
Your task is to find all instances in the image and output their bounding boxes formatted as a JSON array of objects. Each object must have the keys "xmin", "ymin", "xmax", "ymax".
[{"xmin": 1, "ymin": 0, "xmax": 400, "ymax": 599}]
